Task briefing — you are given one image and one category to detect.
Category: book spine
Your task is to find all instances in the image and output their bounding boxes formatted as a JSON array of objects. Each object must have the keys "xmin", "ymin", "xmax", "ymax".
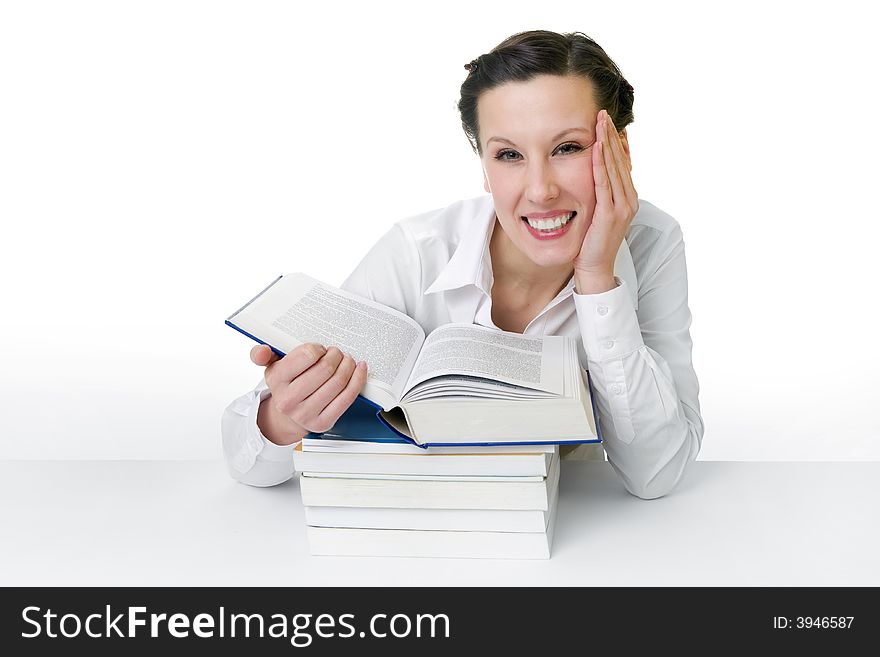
[
  {"xmin": 306, "ymin": 526, "xmax": 552, "ymax": 559},
  {"xmin": 292, "ymin": 454, "xmax": 550, "ymax": 478},
  {"xmin": 303, "ymin": 506, "xmax": 550, "ymax": 533},
  {"xmin": 299, "ymin": 477, "xmax": 551, "ymax": 511}
]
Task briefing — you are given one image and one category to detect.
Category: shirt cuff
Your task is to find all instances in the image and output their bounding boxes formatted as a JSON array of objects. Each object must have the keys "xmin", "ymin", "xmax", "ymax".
[
  {"xmin": 573, "ymin": 277, "xmax": 644, "ymax": 363},
  {"xmin": 250, "ymin": 385, "xmax": 299, "ymax": 463}
]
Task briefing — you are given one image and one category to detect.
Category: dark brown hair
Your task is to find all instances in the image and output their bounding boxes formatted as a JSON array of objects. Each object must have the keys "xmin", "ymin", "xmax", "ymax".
[{"xmin": 458, "ymin": 30, "xmax": 634, "ymax": 156}]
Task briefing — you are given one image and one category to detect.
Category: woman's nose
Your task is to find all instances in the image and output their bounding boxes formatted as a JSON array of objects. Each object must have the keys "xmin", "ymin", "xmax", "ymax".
[{"xmin": 525, "ymin": 161, "xmax": 559, "ymax": 203}]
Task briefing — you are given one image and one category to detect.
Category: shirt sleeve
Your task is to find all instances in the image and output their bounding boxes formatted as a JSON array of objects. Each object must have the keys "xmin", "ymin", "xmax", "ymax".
[
  {"xmin": 573, "ymin": 223, "xmax": 704, "ymax": 499},
  {"xmin": 220, "ymin": 377, "xmax": 297, "ymax": 487}
]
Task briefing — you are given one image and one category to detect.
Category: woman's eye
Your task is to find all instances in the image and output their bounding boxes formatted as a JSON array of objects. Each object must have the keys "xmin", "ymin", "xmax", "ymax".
[
  {"xmin": 555, "ymin": 142, "xmax": 584, "ymax": 155},
  {"xmin": 494, "ymin": 150, "xmax": 521, "ymax": 161}
]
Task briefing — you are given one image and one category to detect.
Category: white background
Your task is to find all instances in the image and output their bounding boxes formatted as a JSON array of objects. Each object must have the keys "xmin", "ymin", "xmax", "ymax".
[{"xmin": 1, "ymin": 0, "xmax": 877, "ymax": 461}]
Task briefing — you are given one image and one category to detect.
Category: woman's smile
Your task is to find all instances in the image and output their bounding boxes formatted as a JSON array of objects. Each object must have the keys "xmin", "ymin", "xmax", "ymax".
[{"xmin": 521, "ymin": 211, "xmax": 577, "ymax": 239}]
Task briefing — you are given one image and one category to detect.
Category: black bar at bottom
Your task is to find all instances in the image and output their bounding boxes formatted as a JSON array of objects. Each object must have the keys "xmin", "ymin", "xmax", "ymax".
[{"xmin": 1, "ymin": 587, "xmax": 875, "ymax": 654}]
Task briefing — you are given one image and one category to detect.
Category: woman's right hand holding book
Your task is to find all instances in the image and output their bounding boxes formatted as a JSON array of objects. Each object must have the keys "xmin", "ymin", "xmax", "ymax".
[{"xmin": 250, "ymin": 344, "xmax": 369, "ymax": 446}]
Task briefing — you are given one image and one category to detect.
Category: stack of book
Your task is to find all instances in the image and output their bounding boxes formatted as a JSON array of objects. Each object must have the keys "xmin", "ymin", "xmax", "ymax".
[
  {"xmin": 293, "ymin": 435, "xmax": 560, "ymax": 559},
  {"xmin": 227, "ymin": 273, "xmax": 601, "ymax": 559}
]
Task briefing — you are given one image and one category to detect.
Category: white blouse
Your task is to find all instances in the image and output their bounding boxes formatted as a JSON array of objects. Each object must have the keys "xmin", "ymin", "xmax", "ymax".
[{"xmin": 221, "ymin": 195, "xmax": 704, "ymax": 499}]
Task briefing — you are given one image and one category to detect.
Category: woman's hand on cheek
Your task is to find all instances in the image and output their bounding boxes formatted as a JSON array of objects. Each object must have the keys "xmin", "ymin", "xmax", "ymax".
[{"xmin": 573, "ymin": 109, "xmax": 639, "ymax": 285}]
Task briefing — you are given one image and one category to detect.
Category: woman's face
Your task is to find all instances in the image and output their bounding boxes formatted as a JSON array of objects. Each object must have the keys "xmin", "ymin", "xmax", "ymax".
[{"xmin": 478, "ymin": 74, "xmax": 599, "ymax": 271}]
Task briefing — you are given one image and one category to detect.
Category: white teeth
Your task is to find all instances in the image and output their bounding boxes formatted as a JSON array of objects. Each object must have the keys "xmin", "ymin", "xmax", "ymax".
[{"xmin": 526, "ymin": 212, "xmax": 573, "ymax": 231}]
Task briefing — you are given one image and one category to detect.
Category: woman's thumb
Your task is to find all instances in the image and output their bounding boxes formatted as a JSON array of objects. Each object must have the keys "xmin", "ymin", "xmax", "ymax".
[{"xmin": 250, "ymin": 344, "xmax": 275, "ymax": 366}]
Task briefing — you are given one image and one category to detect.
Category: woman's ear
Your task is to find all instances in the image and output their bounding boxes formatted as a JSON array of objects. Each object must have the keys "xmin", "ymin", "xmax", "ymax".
[{"xmin": 619, "ymin": 129, "xmax": 632, "ymax": 172}]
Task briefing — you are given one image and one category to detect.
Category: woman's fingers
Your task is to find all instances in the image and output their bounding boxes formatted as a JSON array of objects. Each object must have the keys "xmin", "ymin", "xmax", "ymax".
[
  {"xmin": 603, "ymin": 112, "xmax": 639, "ymax": 210},
  {"xmin": 281, "ymin": 346, "xmax": 345, "ymax": 403},
  {"xmin": 579, "ymin": 110, "xmax": 639, "ymax": 274},
  {"xmin": 284, "ymin": 352, "xmax": 368, "ymax": 434},
  {"xmin": 604, "ymin": 112, "xmax": 629, "ymax": 174},
  {"xmin": 264, "ymin": 343, "xmax": 327, "ymax": 391},
  {"xmin": 314, "ymin": 359, "xmax": 369, "ymax": 432},
  {"xmin": 253, "ymin": 339, "xmax": 368, "ymax": 434},
  {"xmin": 297, "ymin": 353, "xmax": 358, "ymax": 420},
  {"xmin": 601, "ymin": 112, "xmax": 626, "ymax": 205},
  {"xmin": 592, "ymin": 119, "xmax": 613, "ymax": 212}
]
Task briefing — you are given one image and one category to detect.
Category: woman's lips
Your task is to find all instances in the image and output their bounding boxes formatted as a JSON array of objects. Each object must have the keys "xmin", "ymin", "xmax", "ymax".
[{"xmin": 521, "ymin": 212, "xmax": 576, "ymax": 240}]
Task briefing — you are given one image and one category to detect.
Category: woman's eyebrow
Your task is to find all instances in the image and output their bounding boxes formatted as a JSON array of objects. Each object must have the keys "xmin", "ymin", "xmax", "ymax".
[{"xmin": 487, "ymin": 127, "xmax": 592, "ymax": 147}]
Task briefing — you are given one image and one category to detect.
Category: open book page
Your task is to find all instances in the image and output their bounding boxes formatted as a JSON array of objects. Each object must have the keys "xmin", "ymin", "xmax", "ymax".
[
  {"xmin": 400, "ymin": 374, "xmax": 557, "ymax": 402},
  {"xmin": 228, "ymin": 273, "xmax": 425, "ymax": 410},
  {"xmin": 400, "ymin": 323, "xmax": 565, "ymax": 400}
]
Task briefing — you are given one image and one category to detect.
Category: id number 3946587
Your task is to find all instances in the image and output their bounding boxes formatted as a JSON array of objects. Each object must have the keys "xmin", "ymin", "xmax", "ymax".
[{"xmin": 773, "ymin": 617, "xmax": 854, "ymax": 629}]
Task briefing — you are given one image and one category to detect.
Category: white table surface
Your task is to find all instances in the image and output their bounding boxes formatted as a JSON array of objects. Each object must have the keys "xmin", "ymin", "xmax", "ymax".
[{"xmin": 1, "ymin": 460, "xmax": 877, "ymax": 586}]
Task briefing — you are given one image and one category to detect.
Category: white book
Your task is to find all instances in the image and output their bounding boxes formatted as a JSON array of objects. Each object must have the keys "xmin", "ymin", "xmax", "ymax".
[
  {"xmin": 299, "ymin": 454, "xmax": 559, "ymax": 511},
  {"xmin": 304, "ymin": 468, "xmax": 560, "ymax": 533},
  {"xmin": 226, "ymin": 273, "xmax": 598, "ymax": 447},
  {"xmin": 306, "ymin": 501, "xmax": 558, "ymax": 559},
  {"xmin": 294, "ymin": 443, "xmax": 555, "ymax": 477},
  {"xmin": 304, "ymin": 471, "xmax": 544, "ymax": 482}
]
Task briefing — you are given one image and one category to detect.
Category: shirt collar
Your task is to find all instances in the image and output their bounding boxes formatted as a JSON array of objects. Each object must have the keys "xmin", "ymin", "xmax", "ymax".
[
  {"xmin": 424, "ymin": 195, "xmax": 638, "ymax": 310},
  {"xmin": 424, "ymin": 196, "xmax": 497, "ymax": 297}
]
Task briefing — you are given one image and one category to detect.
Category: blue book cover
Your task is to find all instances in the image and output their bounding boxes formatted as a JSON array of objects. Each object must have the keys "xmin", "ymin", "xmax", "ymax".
[{"xmin": 304, "ymin": 395, "xmax": 410, "ymax": 444}]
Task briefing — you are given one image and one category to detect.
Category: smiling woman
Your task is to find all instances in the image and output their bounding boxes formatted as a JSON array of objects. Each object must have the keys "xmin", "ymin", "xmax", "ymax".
[{"xmin": 222, "ymin": 30, "xmax": 704, "ymax": 501}]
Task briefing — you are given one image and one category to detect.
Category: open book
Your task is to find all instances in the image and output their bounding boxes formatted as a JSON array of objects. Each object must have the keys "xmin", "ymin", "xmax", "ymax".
[{"xmin": 226, "ymin": 273, "xmax": 600, "ymax": 448}]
